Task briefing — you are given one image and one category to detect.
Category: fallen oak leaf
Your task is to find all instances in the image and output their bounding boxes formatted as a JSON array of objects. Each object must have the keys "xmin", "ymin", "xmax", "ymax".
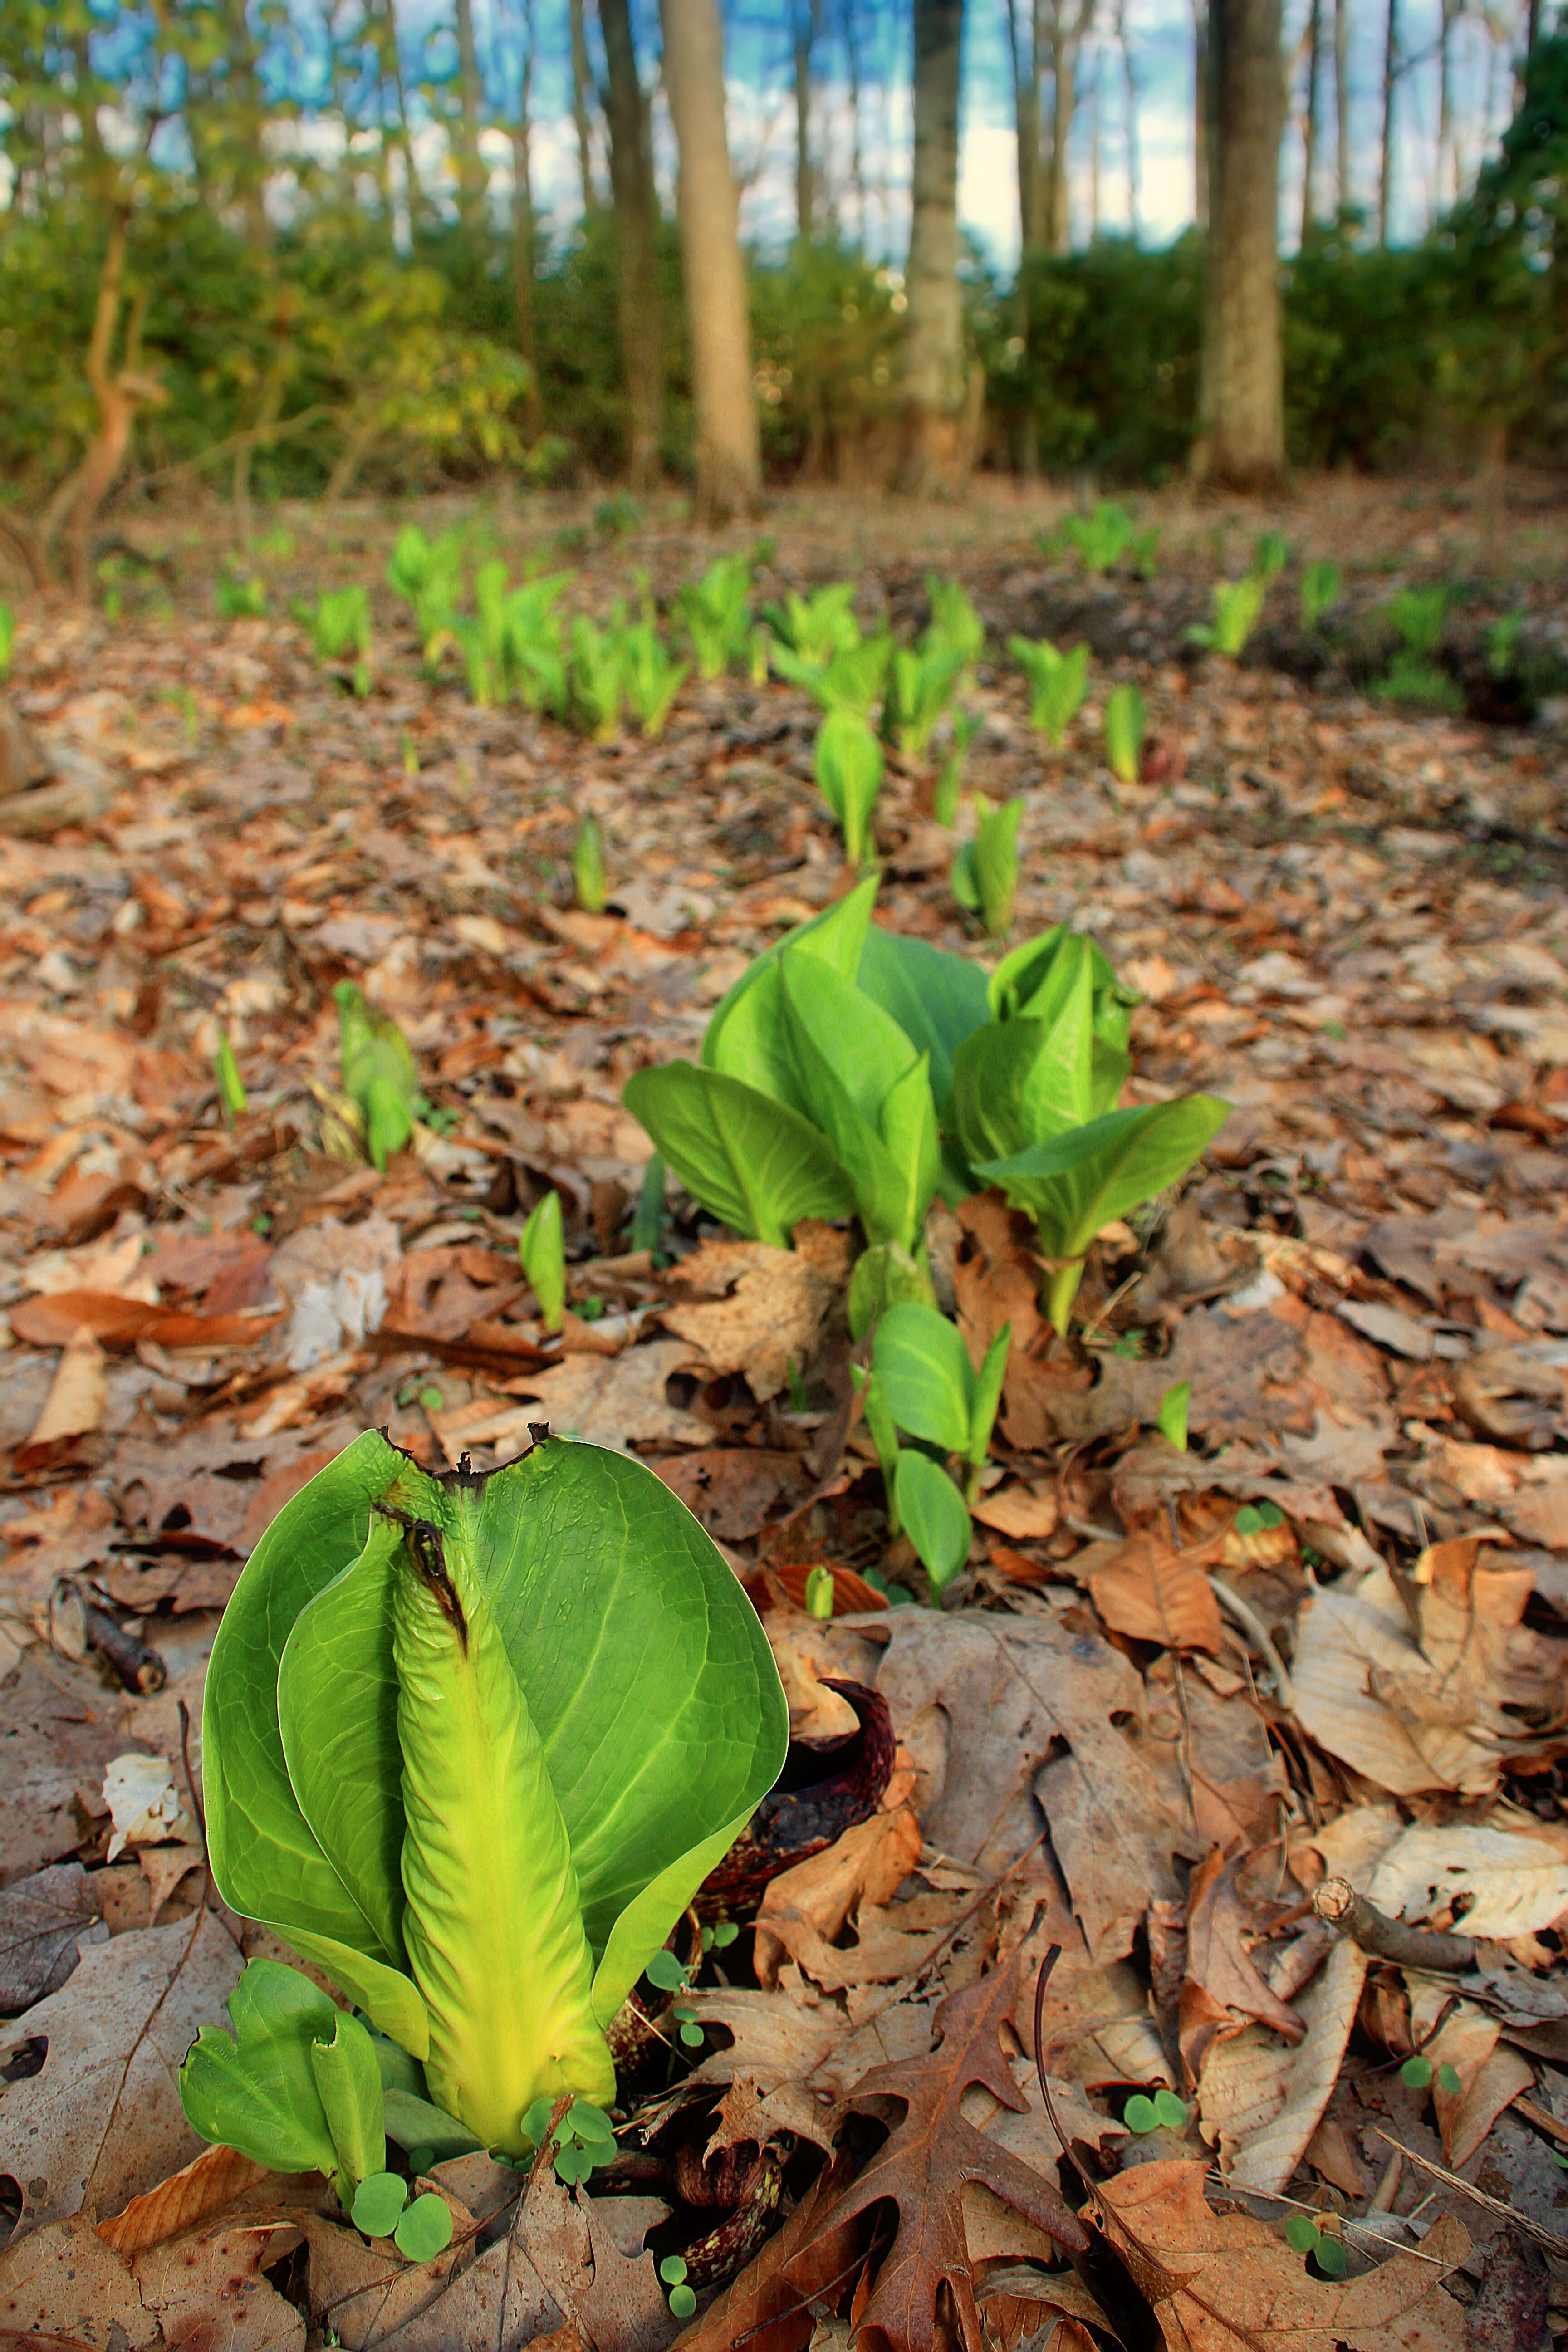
[
  {"xmin": 1089, "ymin": 1528, "xmax": 1225, "ymax": 1653},
  {"xmin": 1090, "ymin": 2158, "xmax": 1471, "ymax": 2352},
  {"xmin": 777, "ymin": 1959, "xmax": 1088, "ymax": 2352},
  {"xmin": 1179, "ymin": 1849, "xmax": 1306, "ymax": 2085},
  {"xmin": 98, "ymin": 2140, "xmax": 271, "ymax": 2258}
]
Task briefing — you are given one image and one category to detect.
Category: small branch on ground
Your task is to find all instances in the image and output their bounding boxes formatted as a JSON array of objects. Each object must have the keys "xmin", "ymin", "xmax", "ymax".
[{"xmin": 1311, "ymin": 1878, "xmax": 1475, "ymax": 1972}]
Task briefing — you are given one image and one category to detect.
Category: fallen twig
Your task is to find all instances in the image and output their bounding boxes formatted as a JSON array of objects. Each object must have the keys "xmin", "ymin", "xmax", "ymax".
[
  {"xmin": 1371, "ymin": 2128, "xmax": 1568, "ymax": 2258},
  {"xmin": 1311, "ymin": 1878, "xmax": 1475, "ymax": 1972}
]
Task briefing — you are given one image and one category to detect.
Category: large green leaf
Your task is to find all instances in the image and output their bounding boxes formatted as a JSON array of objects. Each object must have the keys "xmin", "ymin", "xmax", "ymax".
[
  {"xmin": 622, "ymin": 1061, "xmax": 854, "ymax": 1246},
  {"xmin": 777, "ymin": 955, "xmax": 937, "ymax": 1247},
  {"xmin": 446, "ymin": 1440, "xmax": 789, "ymax": 1970},
  {"xmin": 872, "ymin": 1303, "xmax": 975, "ymax": 1454},
  {"xmin": 180, "ymin": 1960, "xmax": 343, "ymax": 2181},
  {"xmin": 855, "ymin": 926, "xmax": 990, "ymax": 1118},
  {"xmin": 701, "ymin": 870, "xmax": 878, "ymax": 1082},
  {"xmin": 202, "ymin": 1434, "xmax": 432, "ymax": 2054},
  {"xmin": 976, "ymin": 1095, "xmax": 1231, "ymax": 1258}
]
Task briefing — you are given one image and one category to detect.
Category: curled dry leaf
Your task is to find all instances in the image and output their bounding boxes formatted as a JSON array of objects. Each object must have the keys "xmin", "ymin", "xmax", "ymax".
[
  {"xmin": 98, "ymin": 2140, "xmax": 274, "ymax": 2258},
  {"xmin": 1179, "ymin": 1849, "xmax": 1306, "ymax": 2085},
  {"xmin": 1094, "ymin": 2160, "xmax": 1471, "ymax": 2352},
  {"xmin": 14, "ymin": 1324, "xmax": 106, "ymax": 1471},
  {"xmin": 1089, "ymin": 1529, "xmax": 1225, "ymax": 1653},
  {"xmin": 656, "ymin": 1225, "xmax": 853, "ymax": 1402}
]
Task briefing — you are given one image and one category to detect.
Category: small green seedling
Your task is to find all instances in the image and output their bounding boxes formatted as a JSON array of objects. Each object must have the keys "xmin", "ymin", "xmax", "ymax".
[
  {"xmin": 1299, "ymin": 559, "xmax": 1343, "ymax": 633},
  {"xmin": 565, "ymin": 616, "xmax": 623, "ymax": 739},
  {"xmin": 660, "ymin": 2254, "xmax": 697, "ymax": 2321},
  {"xmin": 217, "ymin": 575, "xmax": 267, "ymax": 619},
  {"xmin": 1252, "ymin": 529, "xmax": 1290, "ymax": 581},
  {"xmin": 519, "ymin": 1190, "xmax": 565, "ymax": 1334},
  {"xmin": 594, "ymin": 493, "xmax": 641, "ymax": 538},
  {"xmin": 1188, "ymin": 574, "xmax": 1266, "ymax": 659},
  {"xmin": 774, "ymin": 632, "xmax": 892, "ymax": 718},
  {"xmin": 1373, "ymin": 655, "xmax": 1461, "ymax": 714},
  {"xmin": 574, "ymin": 815, "xmax": 607, "ymax": 913},
  {"xmin": 1008, "ymin": 636, "xmax": 1089, "ymax": 745},
  {"xmin": 1485, "ymin": 612, "xmax": 1523, "ymax": 678},
  {"xmin": 871, "ymin": 1303, "xmax": 1010, "ymax": 1507},
  {"xmin": 387, "ymin": 524, "xmax": 466, "ymax": 654},
  {"xmin": 299, "ymin": 585, "xmax": 372, "ymax": 672},
  {"xmin": 1156, "ymin": 1381, "xmax": 1190, "ymax": 1451},
  {"xmin": 520, "ymin": 2094, "xmax": 617, "ymax": 2185},
  {"xmin": 804, "ymin": 1563, "xmax": 835, "ymax": 1620},
  {"xmin": 214, "ymin": 1031, "xmax": 248, "ymax": 1126},
  {"xmin": 1103, "ymin": 682, "xmax": 1147, "ymax": 785},
  {"xmin": 1061, "ymin": 500, "xmax": 1137, "ymax": 574},
  {"xmin": 814, "ymin": 710, "xmax": 884, "ymax": 866},
  {"xmin": 1400, "ymin": 2055, "xmax": 1461, "ymax": 2094},
  {"xmin": 335, "ymin": 982, "xmax": 421, "ymax": 1169},
  {"xmin": 761, "ymin": 581, "xmax": 860, "ymax": 664},
  {"xmin": 847, "ymin": 1242, "xmax": 936, "ymax": 1341},
  {"xmin": 883, "ymin": 642, "xmax": 965, "ymax": 755},
  {"xmin": 1284, "ymin": 2214, "xmax": 1347, "ymax": 2276},
  {"xmin": 1385, "ymin": 584, "xmax": 1446, "ymax": 659},
  {"xmin": 922, "ymin": 576, "xmax": 985, "ymax": 666},
  {"xmin": 618, "ymin": 621, "xmax": 688, "ymax": 737},
  {"xmin": 675, "ymin": 554, "xmax": 753, "ymax": 680},
  {"xmin": 1124, "ymin": 2087, "xmax": 1188, "ymax": 2133},
  {"xmin": 1233, "ymin": 1501, "xmax": 1284, "ymax": 1535},
  {"xmin": 951, "ymin": 796, "xmax": 1022, "ymax": 939},
  {"xmin": 934, "ymin": 711, "xmax": 982, "ymax": 827}
]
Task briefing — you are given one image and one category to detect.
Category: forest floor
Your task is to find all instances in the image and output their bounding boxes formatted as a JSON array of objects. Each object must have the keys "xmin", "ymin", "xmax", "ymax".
[{"xmin": 1, "ymin": 475, "xmax": 1567, "ymax": 2350}]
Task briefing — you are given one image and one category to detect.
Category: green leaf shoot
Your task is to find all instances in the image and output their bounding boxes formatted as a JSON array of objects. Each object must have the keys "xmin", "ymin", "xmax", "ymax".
[
  {"xmin": 1157, "ymin": 1380, "xmax": 1191, "ymax": 1451},
  {"xmin": 1008, "ymin": 636, "xmax": 1089, "ymax": 745},
  {"xmin": 895, "ymin": 1448, "xmax": 972, "ymax": 1595},
  {"xmin": 1103, "ymin": 682, "xmax": 1147, "ymax": 786},
  {"xmin": 518, "ymin": 1190, "xmax": 566, "ymax": 1333},
  {"xmin": 814, "ymin": 708, "xmax": 884, "ymax": 865},
  {"xmin": 574, "ymin": 814, "xmax": 607, "ymax": 912},
  {"xmin": 214, "ymin": 1030, "xmax": 248, "ymax": 1126}
]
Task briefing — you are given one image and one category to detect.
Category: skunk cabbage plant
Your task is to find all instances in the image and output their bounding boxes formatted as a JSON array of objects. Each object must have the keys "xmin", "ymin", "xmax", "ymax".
[{"xmin": 197, "ymin": 1431, "xmax": 787, "ymax": 2159}]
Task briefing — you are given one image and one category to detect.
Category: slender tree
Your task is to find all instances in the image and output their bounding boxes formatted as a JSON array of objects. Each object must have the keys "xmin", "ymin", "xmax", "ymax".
[
  {"xmin": 599, "ymin": 0, "xmax": 663, "ymax": 488},
  {"xmin": 1042, "ymin": 0, "xmax": 1096, "ymax": 251},
  {"xmin": 661, "ymin": 0, "xmax": 761, "ymax": 520},
  {"xmin": 900, "ymin": 0, "xmax": 967, "ymax": 490},
  {"xmin": 794, "ymin": 0, "xmax": 821, "ymax": 241},
  {"xmin": 1378, "ymin": 0, "xmax": 1399, "ymax": 243},
  {"xmin": 1198, "ymin": 0, "xmax": 1285, "ymax": 487},
  {"xmin": 1118, "ymin": 0, "xmax": 1141, "ymax": 237},
  {"xmin": 510, "ymin": 0, "xmax": 540, "ymax": 431},
  {"xmin": 1192, "ymin": 0, "xmax": 1209, "ymax": 225},
  {"xmin": 453, "ymin": 0, "xmax": 487, "ymax": 229},
  {"xmin": 570, "ymin": 0, "xmax": 598, "ymax": 214},
  {"xmin": 1300, "ymin": 0, "xmax": 1320, "ymax": 245},
  {"xmin": 1333, "ymin": 0, "xmax": 1349, "ymax": 213}
]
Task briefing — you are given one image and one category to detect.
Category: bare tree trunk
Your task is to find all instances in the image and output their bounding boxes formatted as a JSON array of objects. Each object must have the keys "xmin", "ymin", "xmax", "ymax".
[
  {"xmin": 1192, "ymin": 0, "xmax": 1209, "ymax": 227},
  {"xmin": 1197, "ymin": 0, "xmax": 1284, "ymax": 489},
  {"xmin": 1044, "ymin": 31, "xmax": 1079, "ymax": 251},
  {"xmin": 1118, "ymin": 0, "xmax": 1141, "ymax": 236},
  {"xmin": 794, "ymin": 0, "xmax": 818, "ymax": 242},
  {"xmin": 46, "ymin": 214, "xmax": 169, "ymax": 599},
  {"xmin": 454, "ymin": 0, "xmax": 487, "ymax": 228},
  {"xmin": 1006, "ymin": 0, "xmax": 1041, "ymax": 255},
  {"xmin": 510, "ymin": 5, "xmax": 541, "ymax": 441},
  {"xmin": 899, "ymin": 0, "xmax": 967, "ymax": 492},
  {"xmin": 660, "ymin": 0, "xmax": 761, "ymax": 521},
  {"xmin": 1378, "ymin": 0, "xmax": 1398, "ymax": 245},
  {"xmin": 1089, "ymin": 54, "xmax": 1102, "ymax": 240},
  {"xmin": 570, "ymin": 0, "xmax": 598, "ymax": 215},
  {"xmin": 600, "ymin": 0, "xmax": 664, "ymax": 490},
  {"xmin": 1436, "ymin": 0, "xmax": 1456, "ymax": 213},
  {"xmin": 1300, "ymin": 0, "xmax": 1319, "ymax": 245},
  {"xmin": 843, "ymin": 0, "xmax": 866, "ymax": 243},
  {"xmin": 1333, "ymin": 0, "xmax": 1349, "ymax": 213}
]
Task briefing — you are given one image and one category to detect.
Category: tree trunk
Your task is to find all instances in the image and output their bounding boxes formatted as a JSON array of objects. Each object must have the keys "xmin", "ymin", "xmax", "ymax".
[
  {"xmin": 794, "ymin": 0, "xmax": 818, "ymax": 242},
  {"xmin": 1333, "ymin": 0, "xmax": 1349, "ymax": 214},
  {"xmin": 1299, "ymin": 0, "xmax": 1319, "ymax": 245},
  {"xmin": 1006, "ymin": 0, "xmax": 1041, "ymax": 254},
  {"xmin": 660, "ymin": 0, "xmax": 761, "ymax": 522},
  {"xmin": 454, "ymin": 0, "xmax": 486, "ymax": 229},
  {"xmin": 1192, "ymin": 0, "xmax": 1209, "ymax": 227},
  {"xmin": 1118, "ymin": 0, "xmax": 1141, "ymax": 237},
  {"xmin": 570, "ymin": 0, "xmax": 598, "ymax": 214},
  {"xmin": 1089, "ymin": 56, "xmax": 1101, "ymax": 241},
  {"xmin": 600, "ymin": 0, "xmax": 664, "ymax": 490},
  {"xmin": 1044, "ymin": 32, "xmax": 1078, "ymax": 252},
  {"xmin": 899, "ymin": 0, "xmax": 967, "ymax": 491},
  {"xmin": 510, "ymin": 99, "xmax": 541, "ymax": 434},
  {"xmin": 1197, "ymin": 0, "xmax": 1284, "ymax": 489},
  {"xmin": 1378, "ymin": 0, "xmax": 1398, "ymax": 245},
  {"xmin": 843, "ymin": 0, "xmax": 866, "ymax": 242},
  {"xmin": 1436, "ymin": 0, "xmax": 1456, "ymax": 213}
]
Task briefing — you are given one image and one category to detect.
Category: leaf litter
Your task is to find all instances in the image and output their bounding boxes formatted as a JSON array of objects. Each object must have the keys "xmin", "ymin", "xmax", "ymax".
[{"xmin": 1, "ymin": 489, "xmax": 1568, "ymax": 2345}]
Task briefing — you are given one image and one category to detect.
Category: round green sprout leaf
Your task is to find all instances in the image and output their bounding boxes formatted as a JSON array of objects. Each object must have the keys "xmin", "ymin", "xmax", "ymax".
[
  {"xmin": 1123, "ymin": 2094, "xmax": 1159, "ymax": 2134},
  {"xmin": 679, "ymin": 2022, "xmax": 706, "ymax": 2048},
  {"xmin": 659, "ymin": 2256, "xmax": 689, "ymax": 2286},
  {"xmin": 645, "ymin": 1948, "xmax": 688, "ymax": 1992},
  {"xmin": 554, "ymin": 2141, "xmax": 593, "ymax": 2185},
  {"xmin": 521, "ymin": 2097, "xmax": 559, "ymax": 2151},
  {"xmin": 711, "ymin": 1920, "xmax": 739, "ymax": 1949},
  {"xmin": 568, "ymin": 2101, "xmax": 616, "ymax": 2146},
  {"xmin": 395, "ymin": 2192, "xmax": 454, "ymax": 2262},
  {"xmin": 1152, "ymin": 2089, "xmax": 1189, "ymax": 2129},
  {"xmin": 1436, "ymin": 2063, "xmax": 1461, "ymax": 2095},
  {"xmin": 669, "ymin": 2283, "xmax": 697, "ymax": 2319},
  {"xmin": 352, "ymin": 2171, "xmax": 409, "ymax": 2239},
  {"xmin": 405, "ymin": 2145, "xmax": 435, "ymax": 2178},
  {"xmin": 1284, "ymin": 2215, "xmax": 1320, "ymax": 2254},
  {"xmin": 1400, "ymin": 2055, "xmax": 1433, "ymax": 2089},
  {"xmin": 1313, "ymin": 2235, "xmax": 1348, "ymax": 2278}
]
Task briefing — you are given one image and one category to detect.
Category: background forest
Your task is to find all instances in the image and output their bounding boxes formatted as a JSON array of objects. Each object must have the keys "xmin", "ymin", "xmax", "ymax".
[{"xmin": 3, "ymin": 0, "xmax": 1568, "ymax": 584}]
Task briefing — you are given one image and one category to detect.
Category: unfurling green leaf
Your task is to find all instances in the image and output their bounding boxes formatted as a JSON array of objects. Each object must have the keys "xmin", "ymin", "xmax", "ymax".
[
  {"xmin": 1252, "ymin": 528, "xmax": 1289, "ymax": 581},
  {"xmin": 180, "ymin": 1961, "xmax": 382, "ymax": 2200},
  {"xmin": 193, "ymin": 1431, "xmax": 787, "ymax": 2161},
  {"xmin": 215, "ymin": 1030, "xmax": 248, "ymax": 1125},
  {"xmin": 1008, "ymin": 636, "xmax": 1089, "ymax": 745},
  {"xmin": 972, "ymin": 796, "xmax": 1022, "ymax": 938},
  {"xmin": 631, "ymin": 1154, "xmax": 666, "ymax": 1253},
  {"xmin": 573, "ymin": 815, "xmax": 607, "ymax": 912},
  {"xmin": 1187, "ymin": 574, "xmax": 1265, "ymax": 659},
  {"xmin": 804, "ymin": 1563, "xmax": 835, "ymax": 1619},
  {"xmin": 814, "ymin": 710, "xmax": 884, "ymax": 865},
  {"xmin": 1300, "ymin": 559, "xmax": 1343, "ymax": 633},
  {"xmin": 335, "ymin": 983, "xmax": 420, "ymax": 1170},
  {"xmin": 518, "ymin": 1190, "xmax": 566, "ymax": 1333},
  {"xmin": 847, "ymin": 1241, "xmax": 936, "ymax": 1340},
  {"xmin": 1157, "ymin": 1380, "xmax": 1191, "ymax": 1451},
  {"xmin": 1103, "ymin": 683, "xmax": 1146, "ymax": 785}
]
